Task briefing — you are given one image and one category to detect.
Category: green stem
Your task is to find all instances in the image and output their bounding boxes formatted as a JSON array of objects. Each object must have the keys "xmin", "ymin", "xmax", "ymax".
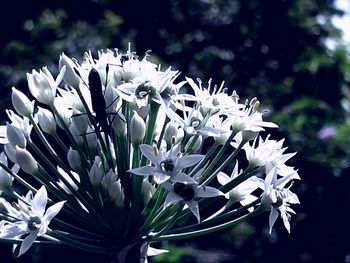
[
  {"xmin": 201, "ymin": 140, "xmax": 245, "ymax": 186},
  {"xmin": 198, "ymin": 129, "xmax": 238, "ymax": 182},
  {"xmin": 153, "ymin": 206, "xmax": 264, "ymax": 241},
  {"xmin": 47, "ymin": 229, "xmax": 109, "ymax": 253},
  {"xmin": 141, "ymin": 102, "xmax": 160, "ymax": 166},
  {"xmin": 170, "ymin": 198, "xmax": 260, "ymax": 234}
]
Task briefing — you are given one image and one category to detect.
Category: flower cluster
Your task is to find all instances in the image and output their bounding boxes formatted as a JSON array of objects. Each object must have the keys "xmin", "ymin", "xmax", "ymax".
[{"xmin": 0, "ymin": 47, "xmax": 300, "ymax": 262}]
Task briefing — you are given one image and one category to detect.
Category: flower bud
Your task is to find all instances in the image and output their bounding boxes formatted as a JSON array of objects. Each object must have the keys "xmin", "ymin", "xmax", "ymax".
[
  {"xmin": 101, "ymin": 169, "xmax": 117, "ymax": 191},
  {"xmin": 184, "ymin": 135, "xmax": 203, "ymax": 153},
  {"xmin": 141, "ymin": 178, "xmax": 156, "ymax": 204},
  {"xmin": 89, "ymin": 157, "xmax": 104, "ymax": 186},
  {"xmin": 4, "ymin": 144, "xmax": 17, "ymax": 163},
  {"xmin": 163, "ymin": 121, "xmax": 183, "ymax": 145},
  {"xmin": 11, "ymin": 87, "xmax": 34, "ymax": 117},
  {"xmin": 69, "ymin": 125, "xmax": 84, "ymax": 146},
  {"xmin": 37, "ymin": 107, "xmax": 57, "ymax": 134},
  {"xmin": 108, "ymin": 180, "xmax": 124, "ymax": 208},
  {"xmin": 15, "ymin": 146, "xmax": 38, "ymax": 174},
  {"xmin": 71, "ymin": 110, "xmax": 88, "ymax": 135},
  {"xmin": 6, "ymin": 123, "xmax": 26, "ymax": 148},
  {"xmin": 111, "ymin": 114, "xmax": 126, "ymax": 137},
  {"xmin": 130, "ymin": 111, "xmax": 146, "ymax": 145},
  {"xmin": 59, "ymin": 53, "xmax": 80, "ymax": 88},
  {"xmin": 86, "ymin": 127, "xmax": 97, "ymax": 152},
  {"xmin": 67, "ymin": 147, "xmax": 81, "ymax": 172}
]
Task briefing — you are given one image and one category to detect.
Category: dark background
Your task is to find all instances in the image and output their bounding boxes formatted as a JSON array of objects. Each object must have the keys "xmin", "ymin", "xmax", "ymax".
[{"xmin": 1, "ymin": 0, "xmax": 350, "ymax": 262}]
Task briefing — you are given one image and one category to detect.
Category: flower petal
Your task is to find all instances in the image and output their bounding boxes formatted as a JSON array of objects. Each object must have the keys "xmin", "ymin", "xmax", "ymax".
[
  {"xmin": 164, "ymin": 191, "xmax": 182, "ymax": 209},
  {"xmin": 32, "ymin": 186, "xmax": 47, "ymax": 216},
  {"xmin": 18, "ymin": 232, "xmax": 37, "ymax": 257},
  {"xmin": 217, "ymin": 172, "xmax": 231, "ymax": 186},
  {"xmin": 177, "ymin": 154, "xmax": 204, "ymax": 170},
  {"xmin": 186, "ymin": 200, "xmax": 200, "ymax": 223},
  {"xmin": 195, "ymin": 186, "xmax": 224, "ymax": 198},
  {"xmin": 269, "ymin": 207, "xmax": 279, "ymax": 234},
  {"xmin": 128, "ymin": 166, "xmax": 155, "ymax": 176},
  {"xmin": 44, "ymin": 201, "xmax": 66, "ymax": 224},
  {"xmin": 153, "ymin": 172, "xmax": 171, "ymax": 185},
  {"xmin": 139, "ymin": 144, "xmax": 158, "ymax": 164}
]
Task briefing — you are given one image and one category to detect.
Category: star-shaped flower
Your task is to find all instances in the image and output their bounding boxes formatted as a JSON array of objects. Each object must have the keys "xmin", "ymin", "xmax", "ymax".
[
  {"xmin": 129, "ymin": 143, "xmax": 204, "ymax": 184},
  {"xmin": 0, "ymin": 186, "xmax": 65, "ymax": 256},
  {"xmin": 162, "ymin": 177, "xmax": 224, "ymax": 222}
]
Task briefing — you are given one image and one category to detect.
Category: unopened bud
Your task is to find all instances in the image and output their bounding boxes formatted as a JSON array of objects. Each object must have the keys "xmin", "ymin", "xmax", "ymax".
[
  {"xmin": 37, "ymin": 107, "xmax": 57, "ymax": 134},
  {"xmin": 184, "ymin": 135, "xmax": 202, "ymax": 153},
  {"xmin": 15, "ymin": 146, "xmax": 38, "ymax": 174},
  {"xmin": 67, "ymin": 147, "xmax": 81, "ymax": 172},
  {"xmin": 108, "ymin": 180, "xmax": 124, "ymax": 208},
  {"xmin": 11, "ymin": 87, "xmax": 34, "ymax": 118},
  {"xmin": 6, "ymin": 123, "xmax": 26, "ymax": 148},
  {"xmin": 89, "ymin": 157, "xmax": 104, "ymax": 186},
  {"xmin": 130, "ymin": 111, "xmax": 146, "ymax": 145},
  {"xmin": 101, "ymin": 169, "xmax": 117, "ymax": 191},
  {"xmin": 111, "ymin": 114, "xmax": 126, "ymax": 137}
]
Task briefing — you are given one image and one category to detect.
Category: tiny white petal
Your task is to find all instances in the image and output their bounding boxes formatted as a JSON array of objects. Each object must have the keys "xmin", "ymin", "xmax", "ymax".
[
  {"xmin": 195, "ymin": 186, "xmax": 224, "ymax": 198},
  {"xmin": 186, "ymin": 200, "xmax": 200, "ymax": 223},
  {"xmin": 164, "ymin": 191, "xmax": 182, "ymax": 208},
  {"xmin": 129, "ymin": 166, "xmax": 155, "ymax": 176},
  {"xmin": 18, "ymin": 232, "xmax": 37, "ymax": 257},
  {"xmin": 269, "ymin": 208, "xmax": 279, "ymax": 234},
  {"xmin": 44, "ymin": 201, "xmax": 66, "ymax": 223},
  {"xmin": 32, "ymin": 186, "xmax": 47, "ymax": 216}
]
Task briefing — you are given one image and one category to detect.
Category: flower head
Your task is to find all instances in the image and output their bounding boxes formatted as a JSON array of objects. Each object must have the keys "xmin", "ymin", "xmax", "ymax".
[{"xmin": 0, "ymin": 186, "xmax": 65, "ymax": 256}]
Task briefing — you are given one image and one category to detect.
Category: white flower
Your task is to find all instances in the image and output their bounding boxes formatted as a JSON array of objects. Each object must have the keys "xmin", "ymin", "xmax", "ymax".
[
  {"xmin": 27, "ymin": 66, "xmax": 66, "ymax": 105},
  {"xmin": 59, "ymin": 53, "xmax": 80, "ymax": 88},
  {"xmin": 129, "ymin": 143, "xmax": 204, "ymax": 184},
  {"xmin": 217, "ymin": 161, "xmax": 263, "ymax": 212},
  {"xmin": 163, "ymin": 178, "xmax": 224, "ymax": 222},
  {"xmin": 117, "ymin": 55, "xmax": 182, "ymax": 108},
  {"xmin": 0, "ymin": 186, "xmax": 65, "ymax": 256},
  {"xmin": 261, "ymin": 168, "xmax": 299, "ymax": 233},
  {"xmin": 186, "ymin": 77, "xmax": 238, "ymax": 116},
  {"xmin": 243, "ymin": 135, "xmax": 299, "ymax": 181},
  {"xmin": 165, "ymin": 107, "xmax": 223, "ymax": 138}
]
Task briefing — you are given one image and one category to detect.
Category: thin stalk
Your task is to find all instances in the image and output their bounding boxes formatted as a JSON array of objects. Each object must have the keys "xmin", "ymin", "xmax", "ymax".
[
  {"xmin": 47, "ymin": 229, "xmax": 109, "ymax": 253},
  {"xmin": 197, "ymin": 129, "xmax": 239, "ymax": 182},
  {"xmin": 170, "ymin": 198, "xmax": 260, "ymax": 234},
  {"xmin": 201, "ymin": 140, "xmax": 245, "ymax": 186},
  {"xmin": 153, "ymin": 206, "xmax": 264, "ymax": 241},
  {"xmin": 141, "ymin": 102, "xmax": 160, "ymax": 166}
]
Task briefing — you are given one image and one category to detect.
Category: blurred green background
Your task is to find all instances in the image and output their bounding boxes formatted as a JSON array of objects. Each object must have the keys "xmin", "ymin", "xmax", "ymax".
[{"xmin": 1, "ymin": 0, "xmax": 350, "ymax": 262}]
